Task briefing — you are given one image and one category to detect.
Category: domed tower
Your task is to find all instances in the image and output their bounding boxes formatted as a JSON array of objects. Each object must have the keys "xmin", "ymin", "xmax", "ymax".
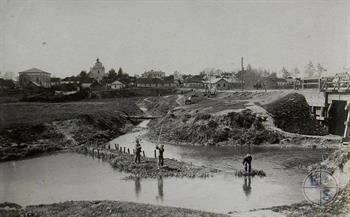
[{"xmin": 88, "ymin": 58, "xmax": 105, "ymax": 81}]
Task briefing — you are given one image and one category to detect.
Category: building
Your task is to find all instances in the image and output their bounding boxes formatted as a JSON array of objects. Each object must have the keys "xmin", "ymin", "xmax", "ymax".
[
  {"xmin": 137, "ymin": 76, "xmax": 176, "ymax": 88},
  {"xmin": 141, "ymin": 70, "xmax": 166, "ymax": 78},
  {"xmin": 61, "ymin": 76, "xmax": 80, "ymax": 85},
  {"xmin": 208, "ymin": 77, "xmax": 241, "ymax": 90},
  {"xmin": 18, "ymin": 68, "xmax": 51, "ymax": 88},
  {"xmin": 183, "ymin": 75, "xmax": 205, "ymax": 89},
  {"xmin": 88, "ymin": 58, "xmax": 105, "ymax": 81},
  {"xmin": 275, "ymin": 78, "xmax": 288, "ymax": 88},
  {"xmin": 50, "ymin": 77, "xmax": 61, "ymax": 87},
  {"xmin": 260, "ymin": 76, "xmax": 292, "ymax": 89},
  {"xmin": 78, "ymin": 77, "xmax": 94, "ymax": 89},
  {"xmin": 137, "ymin": 78, "xmax": 163, "ymax": 87},
  {"xmin": 301, "ymin": 77, "xmax": 323, "ymax": 90},
  {"xmin": 108, "ymin": 80, "xmax": 125, "ymax": 89}
]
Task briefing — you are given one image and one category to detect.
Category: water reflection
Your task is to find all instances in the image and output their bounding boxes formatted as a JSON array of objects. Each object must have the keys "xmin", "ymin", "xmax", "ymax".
[
  {"xmin": 134, "ymin": 177, "xmax": 141, "ymax": 198},
  {"xmin": 242, "ymin": 176, "xmax": 252, "ymax": 197},
  {"xmin": 156, "ymin": 176, "xmax": 164, "ymax": 201}
]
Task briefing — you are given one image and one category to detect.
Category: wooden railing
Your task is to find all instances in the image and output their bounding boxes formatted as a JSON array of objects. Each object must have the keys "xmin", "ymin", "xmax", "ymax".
[{"xmin": 321, "ymin": 80, "xmax": 350, "ymax": 92}]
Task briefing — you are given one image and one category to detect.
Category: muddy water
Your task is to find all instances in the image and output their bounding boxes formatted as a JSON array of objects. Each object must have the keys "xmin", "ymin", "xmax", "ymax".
[{"xmin": 0, "ymin": 120, "xmax": 331, "ymax": 213}]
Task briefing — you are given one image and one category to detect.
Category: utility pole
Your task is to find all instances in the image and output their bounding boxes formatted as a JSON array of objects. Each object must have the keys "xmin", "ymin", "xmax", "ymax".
[{"xmin": 241, "ymin": 57, "xmax": 244, "ymax": 91}]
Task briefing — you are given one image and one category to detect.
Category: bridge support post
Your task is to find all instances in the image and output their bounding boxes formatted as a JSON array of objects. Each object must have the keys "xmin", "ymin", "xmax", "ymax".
[{"xmin": 343, "ymin": 102, "xmax": 350, "ymax": 142}]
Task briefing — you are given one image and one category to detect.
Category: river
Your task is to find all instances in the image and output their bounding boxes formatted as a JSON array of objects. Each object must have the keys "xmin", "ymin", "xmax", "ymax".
[{"xmin": 0, "ymin": 119, "xmax": 331, "ymax": 214}]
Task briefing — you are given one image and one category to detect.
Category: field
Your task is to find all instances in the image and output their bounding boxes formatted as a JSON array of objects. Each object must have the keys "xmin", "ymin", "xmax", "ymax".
[{"xmin": 0, "ymin": 98, "xmax": 143, "ymax": 130}]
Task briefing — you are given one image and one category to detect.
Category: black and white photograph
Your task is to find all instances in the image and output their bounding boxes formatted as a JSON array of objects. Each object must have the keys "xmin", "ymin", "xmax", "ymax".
[{"xmin": 0, "ymin": 0, "xmax": 350, "ymax": 216}]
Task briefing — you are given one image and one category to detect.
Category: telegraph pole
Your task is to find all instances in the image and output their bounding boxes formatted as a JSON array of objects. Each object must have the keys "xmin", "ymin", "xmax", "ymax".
[{"xmin": 241, "ymin": 57, "xmax": 244, "ymax": 91}]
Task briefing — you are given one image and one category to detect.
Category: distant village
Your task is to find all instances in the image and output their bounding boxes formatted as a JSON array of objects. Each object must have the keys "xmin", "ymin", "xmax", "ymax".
[{"xmin": 0, "ymin": 58, "xmax": 347, "ymax": 101}]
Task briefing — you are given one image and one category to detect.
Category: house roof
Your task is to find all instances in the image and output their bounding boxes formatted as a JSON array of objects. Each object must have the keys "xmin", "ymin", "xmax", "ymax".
[
  {"xmin": 62, "ymin": 76, "xmax": 80, "ymax": 82},
  {"xmin": 28, "ymin": 81, "xmax": 41, "ymax": 87},
  {"xmin": 79, "ymin": 77, "xmax": 95, "ymax": 83},
  {"xmin": 206, "ymin": 77, "xmax": 240, "ymax": 84},
  {"xmin": 19, "ymin": 68, "xmax": 51, "ymax": 75},
  {"xmin": 275, "ymin": 78, "xmax": 288, "ymax": 82},
  {"xmin": 137, "ymin": 77, "xmax": 175, "ymax": 84},
  {"xmin": 90, "ymin": 81, "xmax": 102, "ymax": 88},
  {"xmin": 184, "ymin": 75, "xmax": 205, "ymax": 83},
  {"xmin": 50, "ymin": 77, "xmax": 61, "ymax": 82},
  {"xmin": 137, "ymin": 77, "xmax": 163, "ymax": 84},
  {"xmin": 110, "ymin": 80, "xmax": 124, "ymax": 85}
]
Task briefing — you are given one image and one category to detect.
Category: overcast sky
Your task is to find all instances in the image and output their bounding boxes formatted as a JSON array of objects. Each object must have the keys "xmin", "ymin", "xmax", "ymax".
[{"xmin": 0, "ymin": 0, "xmax": 349, "ymax": 77}]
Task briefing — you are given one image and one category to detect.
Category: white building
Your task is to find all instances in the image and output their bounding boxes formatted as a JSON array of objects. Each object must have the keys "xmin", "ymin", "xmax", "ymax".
[
  {"xmin": 141, "ymin": 70, "xmax": 165, "ymax": 78},
  {"xmin": 88, "ymin": 58, "xmax": 105, "ymax": 81},
  {"xmin": 108, "ymin": 80, "xmax": 125, "ymax": 89},
  {"xmin": 18, "ymin": 68, "xmax": 51, "ymax": 88}
]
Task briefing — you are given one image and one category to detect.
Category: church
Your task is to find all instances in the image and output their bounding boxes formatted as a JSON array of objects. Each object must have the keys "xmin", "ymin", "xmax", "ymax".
[{"xmin": 88, "ymin": 58, "xmax": 105, "ymax": 81}]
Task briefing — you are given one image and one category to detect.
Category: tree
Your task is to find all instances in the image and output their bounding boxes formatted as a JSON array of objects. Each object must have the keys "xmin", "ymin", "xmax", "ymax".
[
  {"xmin": 281, "ymin": 67, "xmax": 290, "ymax": 79},
  {"xmin": 116, "ymin": 67, "xmax": 131, "ymax": 84},
  {"xmin": 304, "ymin": 61, "xmax": 316, "ymax": 78},
  {"xmin": 291, "ymin": 67, "xmax": 300, "ymax": 78},
  {"xmin": 316, "ymin": 63, "xmax": 327, "ymax": 77},
  {"xmin": 117, "ymin": 68, "xmax": 123, "ymax": 77},
  {"xmin": 78, "ymin": 70, "xmax": 89, "ymax": 79},
  {"xmin": 269, "ymin": 72, "xmax": 277, "ymax": 78},
  {"xmin": 108, "ymin": 69, "xmax": 117, "ymax": 80}
]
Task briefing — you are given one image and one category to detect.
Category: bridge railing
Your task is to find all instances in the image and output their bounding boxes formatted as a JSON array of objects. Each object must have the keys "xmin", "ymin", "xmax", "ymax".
[{"xmin": 321, "ymin": 80, "xmax": 350, "ymax": 92}]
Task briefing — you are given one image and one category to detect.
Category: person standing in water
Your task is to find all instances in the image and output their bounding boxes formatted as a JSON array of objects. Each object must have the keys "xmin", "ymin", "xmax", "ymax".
[
  {"xmin": 242, "ymin": 154, "xmax": 252, "ymax": 174},
  {"xmin": 135, "ymin": 139, "xmax": 142, "ymax": 163},
  {"xmin": 156, "ymin": 144, "xmax": 165, "ymax": 168}
]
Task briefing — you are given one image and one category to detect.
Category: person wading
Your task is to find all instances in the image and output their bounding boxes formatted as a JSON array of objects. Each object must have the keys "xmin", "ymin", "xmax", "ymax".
[
  {"xmin": 156, "ymin": 144, "xmax": 165, "ymax": 168},
  {"xmin": 242, "ymin": 154, "xmax": 253, "ymax": 174},
  {"xmin": 135, "ymin": 139, "xmax": 142, "ymax": 163}
]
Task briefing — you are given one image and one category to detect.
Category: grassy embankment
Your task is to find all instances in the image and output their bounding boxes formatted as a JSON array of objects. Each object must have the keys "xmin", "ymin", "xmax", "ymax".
[{"xmin": 0, "ymin": 98, "xmax": 143, "ymax": 161}]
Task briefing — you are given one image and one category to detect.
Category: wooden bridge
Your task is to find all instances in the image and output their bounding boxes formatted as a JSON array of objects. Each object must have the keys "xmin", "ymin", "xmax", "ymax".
[
  {"xmin": 305, "ymin": 78, "xmax": 350, "ymax": 141},
  {"xmin": 321, "ymin": 78, "xmax": 350, "ymax": 93}
]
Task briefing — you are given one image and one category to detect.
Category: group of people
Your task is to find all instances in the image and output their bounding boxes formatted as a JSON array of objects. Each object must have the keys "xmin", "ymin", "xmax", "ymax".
[
  {"xmin": 135, "ymin": 139, "xmax": 253, "ymax": 173},
  {"xmin": 134, "ymin": 139, "xmax": 164, "ymax": 168}
]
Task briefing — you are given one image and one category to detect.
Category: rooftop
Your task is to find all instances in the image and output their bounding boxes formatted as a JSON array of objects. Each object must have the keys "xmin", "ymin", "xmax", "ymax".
[{"xmin": 19, "ymin": 68, "xmax": 51, "ymax": 75}]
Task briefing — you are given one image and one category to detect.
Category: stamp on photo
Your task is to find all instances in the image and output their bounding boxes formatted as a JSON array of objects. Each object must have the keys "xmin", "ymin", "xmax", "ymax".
[{"xmin": 302, "ymin": 169, "xmax": 339, "ymax": 206}]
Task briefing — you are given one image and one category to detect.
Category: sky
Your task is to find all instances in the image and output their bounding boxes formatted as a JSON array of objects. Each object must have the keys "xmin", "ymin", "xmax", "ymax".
[{"xmin": 0, "ymin": 0, "xmax": 349, "ymax": 78}]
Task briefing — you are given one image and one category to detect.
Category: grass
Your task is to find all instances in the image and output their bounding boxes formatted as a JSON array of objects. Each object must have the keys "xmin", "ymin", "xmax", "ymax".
[{"xmin": 0, "ymin": 98, "xmax": 142, "ymax": 130}]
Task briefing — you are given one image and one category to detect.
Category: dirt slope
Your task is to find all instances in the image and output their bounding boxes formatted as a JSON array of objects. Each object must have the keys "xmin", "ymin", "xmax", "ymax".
[{"xmin": 264, "ymin": 93, "xmax": 327, "ymax": 136}]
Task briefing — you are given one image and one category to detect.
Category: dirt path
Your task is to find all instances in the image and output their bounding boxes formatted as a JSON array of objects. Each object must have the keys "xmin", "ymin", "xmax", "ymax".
[{"xmin": 175, "ymin": 94, "xmax": 184, "ymax": 105}]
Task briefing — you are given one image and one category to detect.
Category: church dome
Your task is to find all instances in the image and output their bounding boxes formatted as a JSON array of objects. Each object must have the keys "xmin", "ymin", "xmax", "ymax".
[{"xmin": 94, "ymin": 58, "xmax": 103, "ymax": 68}]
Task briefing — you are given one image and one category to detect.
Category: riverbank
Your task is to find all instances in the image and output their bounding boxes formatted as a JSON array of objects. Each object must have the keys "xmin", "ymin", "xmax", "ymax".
[
  {"xmin": 0, "ymin": 201, "xmax": 228, "ymax": 217},
  {"xmin": 0, "ymin": 97, "xmax": 221, "ymax": 178},
  {"xmin": 145, "ymin": 92, "xmax": 340, "ymax": 148},
  {"xmin": 0, "ymin": 99, "xmax": 143, "ymax": 162},
  {"xmin": 257, "ymin": 144, "xmax": 350, "ymax": 217}
]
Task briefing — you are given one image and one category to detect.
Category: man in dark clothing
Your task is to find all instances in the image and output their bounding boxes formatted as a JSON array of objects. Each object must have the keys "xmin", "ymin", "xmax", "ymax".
[
  {"xmin": 242, "ymin": 154, "xmax": 252, "ymax": 173},
  {"xmin": 156, "ymin": 144, "xmax": 165, "ymax": 168},
  {"xmin": 135, "ymin": 139, "xmax": 142, "ymax": 163}
]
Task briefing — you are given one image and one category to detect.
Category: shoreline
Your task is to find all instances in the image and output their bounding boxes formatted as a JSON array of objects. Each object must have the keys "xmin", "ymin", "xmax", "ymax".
[
  {"xmin": 144, "ymin": 133, "xmax": 340, "ymax": 149},
  {"xmin": 0, "ymin": 200, "xmax": 229, "ymax": 217}
]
